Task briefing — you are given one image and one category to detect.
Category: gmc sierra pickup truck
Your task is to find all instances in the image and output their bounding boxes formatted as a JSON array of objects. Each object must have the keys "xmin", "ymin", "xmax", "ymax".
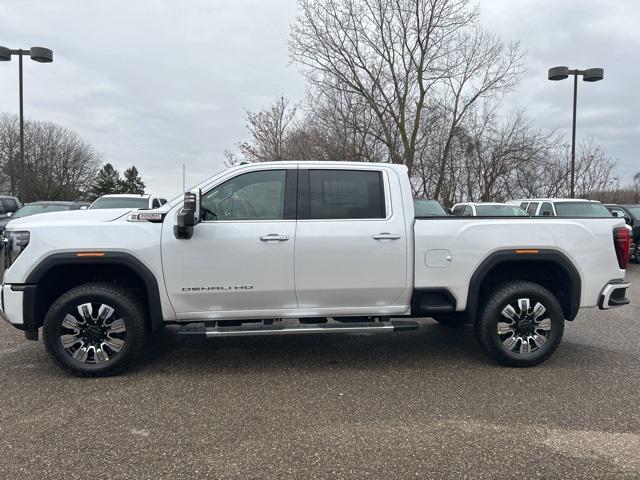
[{"xmin": 0, "ymin": 162, "xmax": 632, "ymax": 375}]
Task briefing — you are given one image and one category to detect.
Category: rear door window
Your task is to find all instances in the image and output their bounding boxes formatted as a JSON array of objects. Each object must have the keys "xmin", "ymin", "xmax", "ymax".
[
  {"xmin": 526, "ymin": 202, "xmax": 539, "ymax": 216},
  {"xmin": 306, "ymin": 170, "xmax": 385, "ymax": 219},
  {"xmin": 539, "ymin": 202, "xmax": 554, "ymax": 216}
]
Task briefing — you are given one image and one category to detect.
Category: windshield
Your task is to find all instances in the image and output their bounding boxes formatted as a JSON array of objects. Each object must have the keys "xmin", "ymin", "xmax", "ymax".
[
  {"xmin": 555, "ymin": 202, "xmax": 612, "ymax": 217},
  {"xmin": 475, "ymin": 205, "xmax": 528, "ymax": 216},
  {"xmin": 414, "ymin": 199, "xmax": 447, "ymax": 216},
  {"xmin": 90, "ymin": 197, "xmax": 149, "ymax": 209},
  {"xmin": 12, "ymin": 204, "xmax": 71, "ymax": 219}
]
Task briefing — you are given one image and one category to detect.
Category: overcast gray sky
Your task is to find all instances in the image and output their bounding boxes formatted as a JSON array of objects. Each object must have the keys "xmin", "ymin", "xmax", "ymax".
[{"xmin": 1, "ymin": 0, "xmax": 638, "ymax": 197}]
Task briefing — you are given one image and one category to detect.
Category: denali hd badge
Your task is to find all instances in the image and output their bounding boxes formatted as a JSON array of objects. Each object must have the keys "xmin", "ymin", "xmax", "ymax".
[{"xmin": 182, "ymin": 286, "xmax": 254, "ymax": 292}]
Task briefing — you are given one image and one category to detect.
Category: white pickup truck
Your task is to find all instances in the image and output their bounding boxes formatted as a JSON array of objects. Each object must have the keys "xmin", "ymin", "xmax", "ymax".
[{"xmin": 0, "ymin": 162, "xmax": 632, "ymax": 375}]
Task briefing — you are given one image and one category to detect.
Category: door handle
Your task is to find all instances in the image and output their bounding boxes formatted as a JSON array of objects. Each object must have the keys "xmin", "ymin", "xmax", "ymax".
[
  {"xmin": 373, "ymin": 233, "xmax": 401, "ymax": 240},
  {"xmin": 260, "ymin": 234, "xmax": 289, "ymax": 242}
]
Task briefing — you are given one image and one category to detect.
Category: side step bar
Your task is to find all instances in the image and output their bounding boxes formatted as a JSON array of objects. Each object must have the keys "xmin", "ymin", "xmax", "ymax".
[{"xmin": 179, "ymin": 320, "xmax": 419, "ymax": 338}]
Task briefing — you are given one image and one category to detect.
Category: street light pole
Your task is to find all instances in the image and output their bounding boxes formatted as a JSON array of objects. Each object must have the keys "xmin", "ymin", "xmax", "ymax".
[
  {"xmin": 0, "ymin": 46, "xmax": 53, "ymax": 201},
  {"xmin": 570, "ymin": 71, "xmax": 578, "ymax": 199},
  {"xmin": 548, "ymin": 66, "xmax": 604, "ymax": 198},
  {"xmin": 18, "ymin": 50, "xmax": 25, "ymax": 201}
]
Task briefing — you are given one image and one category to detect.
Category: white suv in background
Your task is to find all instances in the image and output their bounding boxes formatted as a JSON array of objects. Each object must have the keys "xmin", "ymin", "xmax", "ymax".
[
  {"xmin": 451, "ymin": 202, "xmax": 528, "ymax": 216},
  {"xmin": 88, "ymin": 194, "xmax": 167, "ymax": 210},
  {"xmin": 507, "ymin": 199, "xmax": 612, "ymax": 217}
]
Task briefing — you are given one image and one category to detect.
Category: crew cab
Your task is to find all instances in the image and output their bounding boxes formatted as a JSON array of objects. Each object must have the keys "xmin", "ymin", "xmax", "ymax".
[{"xmin": 0, "ymin": 162, "xmax": 632, "ymax": 376}]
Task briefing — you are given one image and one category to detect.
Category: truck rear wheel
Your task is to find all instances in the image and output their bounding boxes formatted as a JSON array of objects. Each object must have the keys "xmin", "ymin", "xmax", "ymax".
[
  {"xmin": 474, "ymin": 281, "xmax": 564, "ymax": 367},
  {"xmin": 43, "ymin": 282, "xmax": 148, "ymax": 376}
]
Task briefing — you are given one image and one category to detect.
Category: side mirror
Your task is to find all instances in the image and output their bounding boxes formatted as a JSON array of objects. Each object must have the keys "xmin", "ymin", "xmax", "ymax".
[
  {"xmin": 542, "ymin": 211, "xmax": 551, "ymax": 216},
  {"xmin": 611, "ymin": 211, "xmax": 622, "ymax": 218},
  {"xmin": 174, "ymin": 189, "xmax": 201, "ymax": 239},
  {"xmin": 6, "ymin": 212, "xmax": 12, "ymax": 217},
  {"xmin": 79, "ymin": 206, "xmax": 87, "ymax": 210}
]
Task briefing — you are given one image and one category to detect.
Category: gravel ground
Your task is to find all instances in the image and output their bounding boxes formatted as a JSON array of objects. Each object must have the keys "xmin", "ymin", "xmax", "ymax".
[{"xmin": 0, "ymin": 265, "xmax": 638, "ymax": 479}]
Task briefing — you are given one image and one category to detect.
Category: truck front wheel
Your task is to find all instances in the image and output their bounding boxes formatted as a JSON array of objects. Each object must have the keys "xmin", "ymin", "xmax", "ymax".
[
  {"xmin": 43, "ymin": 282, "xmax": 148, "ymax": 376},
  {"xmin": 474, "ymin": 281, "xmax": 564, "ymax": 367}
]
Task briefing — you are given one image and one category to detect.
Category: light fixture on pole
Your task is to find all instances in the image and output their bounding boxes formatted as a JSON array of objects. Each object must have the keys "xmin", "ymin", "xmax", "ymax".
[
  {"xmin": 548, "ymin": 66, "xmax": 604, "ymax": 198},
  {"xmin": 0, "ymin": 46, "xmax": 53, "ymax": 200}
]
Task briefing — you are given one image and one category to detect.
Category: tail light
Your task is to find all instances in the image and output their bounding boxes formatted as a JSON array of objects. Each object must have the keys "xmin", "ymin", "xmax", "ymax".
[{"xmin": 613, "ymin": 226, "xmax": 631, "ymax": 269}]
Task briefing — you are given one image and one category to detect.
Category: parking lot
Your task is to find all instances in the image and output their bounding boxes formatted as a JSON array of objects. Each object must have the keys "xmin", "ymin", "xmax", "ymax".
[{"xmin": 0, "ymin": 265, "xmax": 637, "ymax": 479}]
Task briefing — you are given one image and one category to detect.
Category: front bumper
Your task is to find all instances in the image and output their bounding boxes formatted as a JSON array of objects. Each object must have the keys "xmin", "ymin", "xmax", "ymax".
[
  {"xmin": 1, "ymin": 284, "xmax": 39, "ymax": 340},
  {"xmin": 0, "ymin": 285, "xmax": 25, "ymax": 326},
  {"xmin": 598, "ymin": 281, "xmax": 631, "ymax": 309}
]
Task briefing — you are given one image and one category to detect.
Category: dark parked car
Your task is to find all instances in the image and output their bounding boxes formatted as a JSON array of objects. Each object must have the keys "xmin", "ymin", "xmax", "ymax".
[
  {"xmin": 413, "ymin": 198, "xmax": 449, "ymax": 217},
  {"xmin": 605, "ymin": 204, "xmax": 639, "ymax": 262},
  {"xmin": 0, "ymin": 201, "xmax": 89, "ymax": 234},
  {"xmin": 0, "ymin": 196, "xmax": 22, "ymax": 222}
]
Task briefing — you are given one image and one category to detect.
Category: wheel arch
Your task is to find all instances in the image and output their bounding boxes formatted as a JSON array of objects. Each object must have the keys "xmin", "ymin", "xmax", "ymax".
[
  {"xmin": 23, "ymin": 252, "xmax": 164, "ymax": 332},
  {"xmin": 466, "ymin": 249, "xmax": 581, "ymax": 323}
]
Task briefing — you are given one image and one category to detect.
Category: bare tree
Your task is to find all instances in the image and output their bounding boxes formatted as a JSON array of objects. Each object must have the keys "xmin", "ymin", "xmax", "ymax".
[
  {"xmin": 239, "ymin": 96, "xmax": 297, "ymax": 162},
  {"xmin": 291, "ymin": 0, "xmax": 476, "ymax": 172},
  {"xmin": 290, "ymin": 0, "xmax": 523, "ymax": 181},
  {"xmin": 430, "ymin": 27, "xmax": 525, "ymax": 199},
  {"xmin": 0, "ymin": 113, "xmax": 21, "ymax": 195},
  {"xmin": 0, "ymin": 113, "xmax": 101, "ymax": 201}
]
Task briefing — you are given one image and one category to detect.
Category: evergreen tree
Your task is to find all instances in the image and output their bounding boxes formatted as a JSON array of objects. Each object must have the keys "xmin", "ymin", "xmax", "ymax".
[
  {"xmin": 119, "ymin": 166, "xmax": 146, "ymax": 194},
  {"xmin": 87, "ymin": 163, "xmax": 121, "ymax": 199}
]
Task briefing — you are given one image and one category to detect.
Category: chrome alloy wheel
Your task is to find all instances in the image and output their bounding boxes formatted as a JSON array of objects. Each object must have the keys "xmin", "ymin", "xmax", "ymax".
[
  {"xmin": 497, "ymin": 298, "xmax": 552, "ymax": 355},
  {"xmin": 59, "ymin": 303, "xmax": 126, "ymax": 363}
]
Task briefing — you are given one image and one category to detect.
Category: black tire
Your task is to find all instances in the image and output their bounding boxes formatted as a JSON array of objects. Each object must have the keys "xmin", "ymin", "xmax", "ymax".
[
  {"xmin": 43, "ymin": 282, "xmax": 148, "ymax": 376},
  {"xmin": 432, "ymin": 314, "xmax": 467, "ymax": 328},
  {"xmin": 474, "ymin": 281, "xmax": 564, "ymax": 367}
]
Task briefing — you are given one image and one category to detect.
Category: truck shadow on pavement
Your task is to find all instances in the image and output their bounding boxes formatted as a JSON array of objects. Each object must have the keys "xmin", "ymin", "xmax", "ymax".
[{"xmin": 134, "ymin": 319, "xmax": 626, "ymax": 375}]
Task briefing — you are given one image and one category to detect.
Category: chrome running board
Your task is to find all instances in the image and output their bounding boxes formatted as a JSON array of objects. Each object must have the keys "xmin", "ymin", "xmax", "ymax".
[{"xmin": 179, "ymin": 320, "xmax": 419, "ymax": 338}]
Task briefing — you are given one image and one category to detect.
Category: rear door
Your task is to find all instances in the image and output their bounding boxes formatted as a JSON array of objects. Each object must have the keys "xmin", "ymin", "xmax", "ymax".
[{"xmin": 294, "ymin": 167, "xmax": 408, "ymax": 311}]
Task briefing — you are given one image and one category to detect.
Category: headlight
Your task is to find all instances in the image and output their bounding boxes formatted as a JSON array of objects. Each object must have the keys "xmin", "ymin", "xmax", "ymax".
[{"xmin": 3, "ymin": 231, "xmax": 30, "ymax": 269}]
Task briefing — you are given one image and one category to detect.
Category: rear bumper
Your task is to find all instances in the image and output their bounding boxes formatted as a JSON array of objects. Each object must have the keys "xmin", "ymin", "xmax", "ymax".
[{"xmin": 598, "ymin": 281, "xmax": 631, "ymax": 309}]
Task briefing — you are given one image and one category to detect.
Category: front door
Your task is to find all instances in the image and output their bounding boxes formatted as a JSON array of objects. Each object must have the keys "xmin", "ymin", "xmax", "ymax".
[{"xmin": 161, "ymin": 167, "xmax": 298, "ymax": 319}]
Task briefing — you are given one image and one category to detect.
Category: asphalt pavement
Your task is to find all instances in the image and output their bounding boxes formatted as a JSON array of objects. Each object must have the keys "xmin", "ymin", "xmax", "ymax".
[{"xmin": 0, "ymin": 265, "xmax": 639, "ymax": 479}]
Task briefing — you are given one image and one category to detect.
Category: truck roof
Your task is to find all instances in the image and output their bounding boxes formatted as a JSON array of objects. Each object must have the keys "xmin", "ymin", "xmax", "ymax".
[
  {"xmin": 509, "ymin": 198, "xmax": 601, "ymax": 203},
  {"xmin": 226, "ymin": 160, "xmax": 408, "ymax": 172},
  {"xmin": 98, "ymin": 194, "xmax": 150, "ymax": 199}
]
